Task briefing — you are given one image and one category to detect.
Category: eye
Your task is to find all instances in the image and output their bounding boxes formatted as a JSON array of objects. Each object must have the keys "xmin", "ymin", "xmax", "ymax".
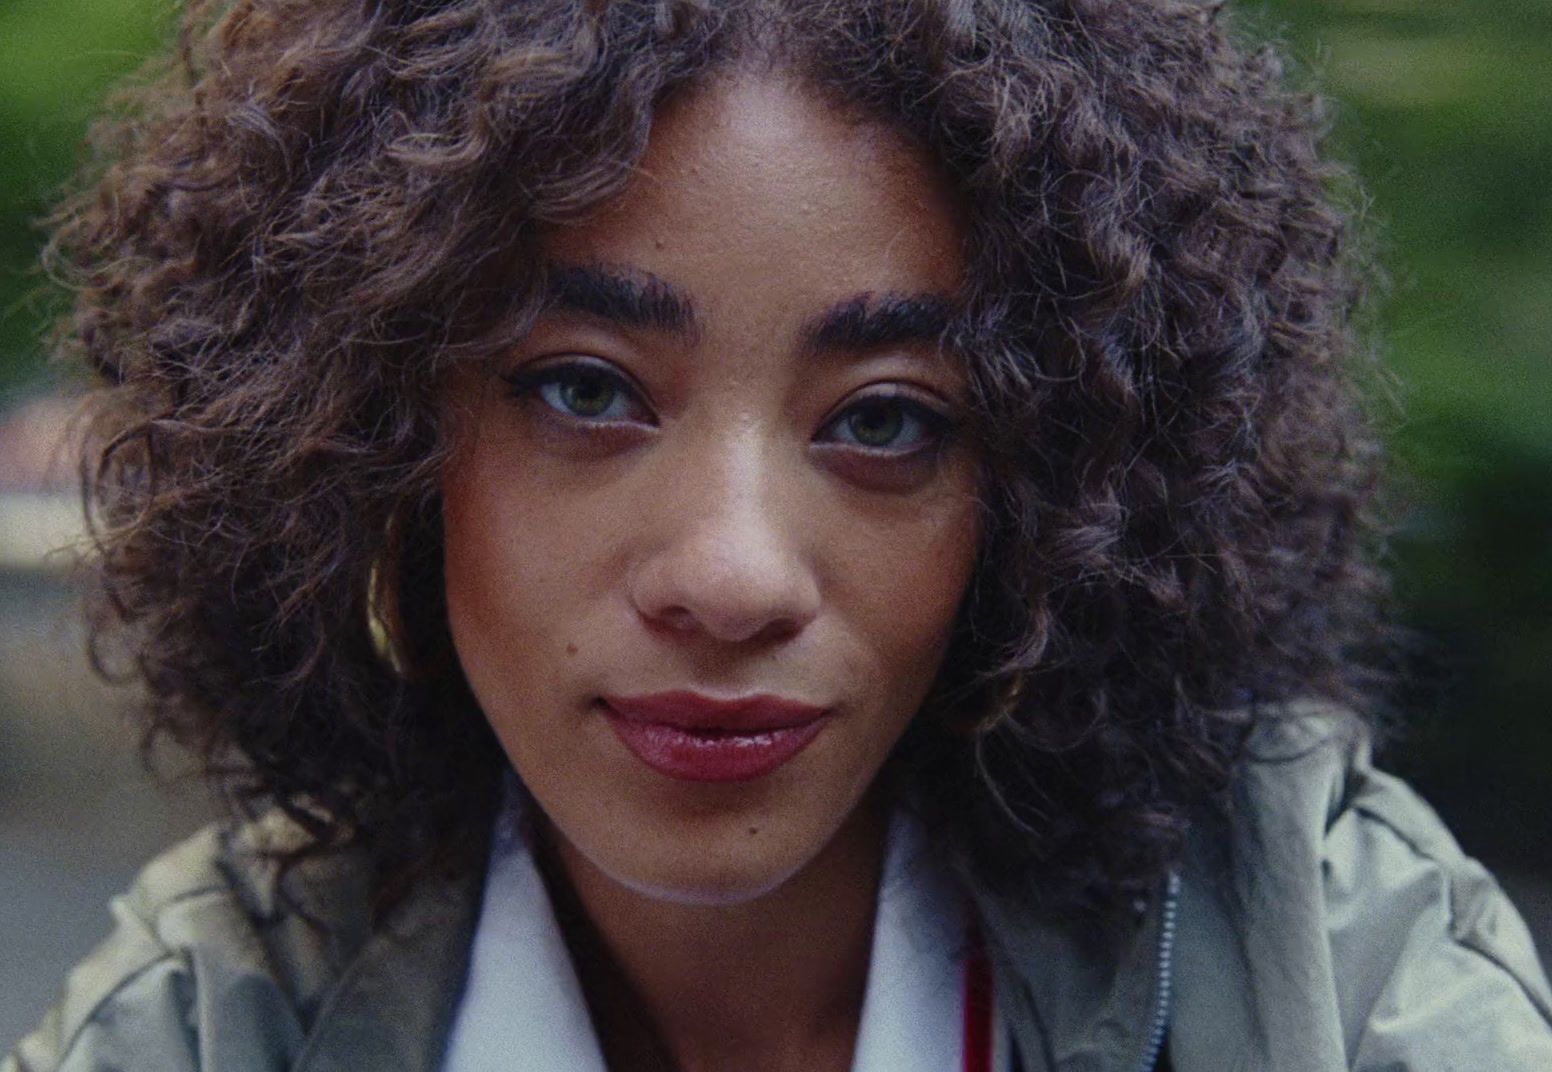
[
  {"xmin": 501, "ymin": 359, "xmax": 653, "ymax": 425},
  {"xmin": 820, "ymin": 392, "xmax": 953, "ymax": 455}
]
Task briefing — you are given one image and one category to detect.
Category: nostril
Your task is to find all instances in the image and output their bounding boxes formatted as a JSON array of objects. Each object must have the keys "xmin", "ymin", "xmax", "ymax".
[
  {"xmin": 639, "ymin": 600, "xmax": 805, "ymax": 645},
  {"xmin": 751, "ymin": 616, "xmax": 802, "ymax": 646},
  {"xmin": 650, "ymin": 605, "xmax": 699, "ymax": 634}
]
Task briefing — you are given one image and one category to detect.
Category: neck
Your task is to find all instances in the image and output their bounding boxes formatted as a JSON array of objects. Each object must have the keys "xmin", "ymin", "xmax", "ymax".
[{"xmin": 538, "ymin": 802, "xmax": 887, "ymax": 1072}]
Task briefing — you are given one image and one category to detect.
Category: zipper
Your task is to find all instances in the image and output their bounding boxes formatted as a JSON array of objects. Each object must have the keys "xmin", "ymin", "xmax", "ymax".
[{"xmin": 1133, "ymin": 870, "xmax": 1181, "ymax": 1072}]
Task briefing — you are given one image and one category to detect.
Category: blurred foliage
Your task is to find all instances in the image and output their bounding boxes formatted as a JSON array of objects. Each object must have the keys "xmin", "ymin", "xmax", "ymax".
[
  {"xmin": 1248, "ymin": 0, "xmax": 1552, "ymax": 863},
  {"xmin": 0, "ymin": 0, "xmax": 172, "ymax": 397},
  {"xmin": 0, "ymin": 1, "xmax": 1548, "ymax": 859}
]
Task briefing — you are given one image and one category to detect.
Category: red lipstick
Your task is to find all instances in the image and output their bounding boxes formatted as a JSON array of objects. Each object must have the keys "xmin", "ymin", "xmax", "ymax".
[{"xmin": 600, "ymin": 691, "xmax": 829, "ymax": 783}]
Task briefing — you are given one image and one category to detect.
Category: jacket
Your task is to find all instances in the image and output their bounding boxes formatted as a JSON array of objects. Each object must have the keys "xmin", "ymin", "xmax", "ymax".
[{"xmin": 7, "ymin": 711, "xmax": 1552, "ymax": 1071}]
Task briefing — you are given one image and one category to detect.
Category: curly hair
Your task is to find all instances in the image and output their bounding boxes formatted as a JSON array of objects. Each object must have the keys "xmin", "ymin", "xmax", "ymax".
[{"xmin": 47, "ymin": 0, "xmax": 1389, "ymax": 908}]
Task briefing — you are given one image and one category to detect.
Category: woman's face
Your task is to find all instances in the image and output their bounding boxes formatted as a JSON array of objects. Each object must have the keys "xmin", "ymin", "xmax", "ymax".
[{"xmin": 441, "ymin": 73, "xmax": 981, "ymax": 904}]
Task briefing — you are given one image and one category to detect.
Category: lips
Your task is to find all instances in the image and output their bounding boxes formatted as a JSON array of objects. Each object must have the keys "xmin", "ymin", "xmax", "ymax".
[{"xmin": 600, "ymin": 691, "xmax": 830, "ymax": 782}]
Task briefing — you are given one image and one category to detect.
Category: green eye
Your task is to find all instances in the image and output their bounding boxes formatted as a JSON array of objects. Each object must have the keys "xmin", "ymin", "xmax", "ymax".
[
  {"xmin": 844, "ymin": 401, "xmax": 906, "ymax": 447},
  {"xmin": 502, "ymin": 360, "xmax": 648, "ymax": 424},
  {"xmin": 553, "ymin": 371, "xmax": 620, "ymax": 417},
  {"xmin": 826, "ymin": 395, "xmax": 950, "ymax": 453}
]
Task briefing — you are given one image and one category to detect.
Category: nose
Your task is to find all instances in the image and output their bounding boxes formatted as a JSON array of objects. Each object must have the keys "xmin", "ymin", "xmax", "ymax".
[{"xmin": 627, "ymin": 434, "xmax": 820, "ymax": 646}]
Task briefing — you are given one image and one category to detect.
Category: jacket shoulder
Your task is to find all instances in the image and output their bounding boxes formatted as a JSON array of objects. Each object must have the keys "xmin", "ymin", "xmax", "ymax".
[
  {"xmin": 1318, "ymin": 729, "xmax": 1552, "ymax": 1067},
  {"xmin": 1173, "ymin": 706, "xmax": 1552, "ymax": 1070},
  {"xmin": 3, "ymin": 812, "xmax": 366, "ymax": 1072}
]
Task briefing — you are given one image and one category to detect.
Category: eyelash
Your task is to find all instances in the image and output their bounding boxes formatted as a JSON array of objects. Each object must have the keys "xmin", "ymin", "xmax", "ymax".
[
  {"xmin": 503, "ymin": 360, "xmax": 652, "ymax": 426},
  {"xmin": 500, "ymin": 359, "xmax": 956, "ymax": 458}
]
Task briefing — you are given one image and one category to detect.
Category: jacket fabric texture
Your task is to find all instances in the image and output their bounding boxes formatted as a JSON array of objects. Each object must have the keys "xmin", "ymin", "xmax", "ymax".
[{"xmin": 7, "ymin": 710, "xmax": 1552, "ymax": 1072}]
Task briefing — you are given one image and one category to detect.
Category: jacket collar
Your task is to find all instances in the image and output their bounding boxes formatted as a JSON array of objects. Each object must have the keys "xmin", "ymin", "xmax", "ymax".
[
  {"xmin": 289, "ymin": 863, "xmax": 483, "ymax": 1072},
  {"xmin": 962, "ymin": 870, "xmax": 1175, "ymax": 1072},
  {"xmin": 243, "ymin": 821, "xmax": 1173, "ymax": 1072},
  {"xmin": 217, "ymin": 814, "xmax": 486, "ymax": 1072}
]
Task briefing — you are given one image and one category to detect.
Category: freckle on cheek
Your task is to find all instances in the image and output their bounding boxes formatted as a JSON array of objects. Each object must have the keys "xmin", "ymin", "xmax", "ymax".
[{"xmin": 747, "ymin": 827, "xmax": 759, "ymax": 837}]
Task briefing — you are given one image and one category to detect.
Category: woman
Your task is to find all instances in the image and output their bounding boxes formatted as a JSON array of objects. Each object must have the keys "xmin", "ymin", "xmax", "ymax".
[{"xmin": 8, "ymin": 0, "xmax": 1551, "ymax": 1069}]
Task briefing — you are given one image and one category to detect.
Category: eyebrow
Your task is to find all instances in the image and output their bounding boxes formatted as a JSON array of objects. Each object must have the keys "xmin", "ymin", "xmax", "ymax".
[
  {"xmin": 540, "ymin": 263, "xmax": 957, "ymax": 355},
  {"xmin": 542, "ymin": 264, "xmax": 698, "ymax": 337},
  {"xmin": 801, "ymin": 292, "xmax": 957, "ymax": 355}
]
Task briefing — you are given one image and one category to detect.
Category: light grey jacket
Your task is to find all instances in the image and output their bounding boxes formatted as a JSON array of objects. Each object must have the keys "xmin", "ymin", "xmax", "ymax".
[{"xmin": 8, "ymin": 712, "xmax": 1552, "ymax": 1071}]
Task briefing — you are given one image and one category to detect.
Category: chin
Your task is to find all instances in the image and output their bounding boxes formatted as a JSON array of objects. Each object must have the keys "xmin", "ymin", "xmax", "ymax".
[
  {"xmin": 614, "ymin": 870, "xmax": 792, "ymax": 908},
  {"xmin": 585, "ymin": 835, "xmax": 813, "ymax": 908}
]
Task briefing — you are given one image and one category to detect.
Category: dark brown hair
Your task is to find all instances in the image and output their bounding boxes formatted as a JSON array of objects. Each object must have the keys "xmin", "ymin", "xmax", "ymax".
[{"xmin": 49, "ymin": 0, "xmax": 1390, "ymax": 906}]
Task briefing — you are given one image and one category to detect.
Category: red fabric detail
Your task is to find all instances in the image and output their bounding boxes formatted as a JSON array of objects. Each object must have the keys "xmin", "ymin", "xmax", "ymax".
[{"xmin": 963, "ymin": 923, "xmax": 994, "ymax": 1072}]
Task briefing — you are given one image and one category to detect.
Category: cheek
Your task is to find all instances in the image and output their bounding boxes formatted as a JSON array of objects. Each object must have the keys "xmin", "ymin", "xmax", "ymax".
[
  {"xmin": 440, "ymin": 448, "xmax": 618, "ymax": 806},
  {"xmin": 440, "ymin": 451, "xmax": 579, "ymax": 696},
  {"xmin": 830, "ymin": 482, "xmax": 983, "ymax": 695},
  {"xmin": 441, "ymin": 430, "xmax": 616, "ymax": 631},
  {"xmin": 443, "ymin": 468, "xmax": 520, "ymax": 649}
]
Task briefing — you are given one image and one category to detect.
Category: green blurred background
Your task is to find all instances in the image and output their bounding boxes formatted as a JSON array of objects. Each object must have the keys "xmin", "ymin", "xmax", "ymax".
[{"xmin": 0, "ymin": 0, "xmax": 1548, "ymax": 866}]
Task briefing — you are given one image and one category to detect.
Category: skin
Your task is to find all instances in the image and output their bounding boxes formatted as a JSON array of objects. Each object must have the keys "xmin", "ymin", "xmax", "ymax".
[{"xmin": 441, "ymin": 72, "xmax": 982, "ymax": 1072}]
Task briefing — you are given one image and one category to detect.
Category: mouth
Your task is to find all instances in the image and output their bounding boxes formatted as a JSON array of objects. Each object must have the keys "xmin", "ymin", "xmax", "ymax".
[{"xmin": 599, "ymin": 691, "xmax": 831, "ymax": 783}]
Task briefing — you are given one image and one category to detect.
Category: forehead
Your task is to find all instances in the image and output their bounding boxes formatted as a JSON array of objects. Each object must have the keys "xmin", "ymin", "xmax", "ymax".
[{"xmin": 540, "ymin": 73, "xmax": 967, "ymax": 312}]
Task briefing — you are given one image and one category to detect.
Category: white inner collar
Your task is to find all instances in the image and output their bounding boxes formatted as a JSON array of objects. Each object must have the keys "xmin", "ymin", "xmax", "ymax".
[{"xmin": 441, "ymin": 800, "xmax": 1000, "ymax": 1071}]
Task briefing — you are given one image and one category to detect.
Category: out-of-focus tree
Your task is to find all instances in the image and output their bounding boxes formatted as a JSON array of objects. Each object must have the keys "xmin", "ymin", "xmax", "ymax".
[
  {"xmin": 0, "ymin": 0, "xmax": 169, "ymax": 395},
  {"xmin": 1252, "ymin": 0, "xmax": 1552, "ymax": 866}
]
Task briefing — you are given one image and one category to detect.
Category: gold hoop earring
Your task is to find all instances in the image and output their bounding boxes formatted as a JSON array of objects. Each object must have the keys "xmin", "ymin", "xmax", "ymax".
[{"xmin": 367, "ymin": 549, "xmax": 408, "ymax": 677}]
